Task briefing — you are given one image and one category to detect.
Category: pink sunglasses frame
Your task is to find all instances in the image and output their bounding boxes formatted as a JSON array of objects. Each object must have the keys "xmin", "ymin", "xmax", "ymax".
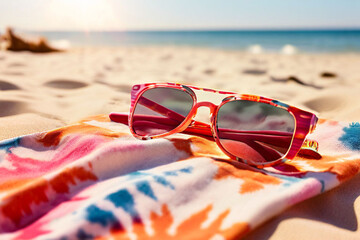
[{"xmin": 110, "ymin": 82, "xmax": 318, "ymax": 167}]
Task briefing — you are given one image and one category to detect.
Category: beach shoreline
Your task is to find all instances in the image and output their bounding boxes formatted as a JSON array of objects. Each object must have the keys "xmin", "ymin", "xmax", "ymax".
[{"xmin": 0, "ymin": 45, "xmax": 359, "ymax": 239}]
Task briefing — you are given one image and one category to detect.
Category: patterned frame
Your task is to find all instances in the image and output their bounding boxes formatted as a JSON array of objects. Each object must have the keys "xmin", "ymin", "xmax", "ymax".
[{"xmin": 110, "ymin": 82, "xmax": 318, "ymax": 167}]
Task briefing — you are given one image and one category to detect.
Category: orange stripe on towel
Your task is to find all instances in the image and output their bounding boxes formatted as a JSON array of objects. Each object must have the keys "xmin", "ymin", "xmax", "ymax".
[
  {"xmin": 103, "ymin": 204, "xmax": 249, "ymax": 240},
  {"xmin": 214, "ymin": 161, "xmax": 281, "ymax": 194},
  {"xmin": 0, "ymin": 166, "xmax": 97, "ymax": 227}
]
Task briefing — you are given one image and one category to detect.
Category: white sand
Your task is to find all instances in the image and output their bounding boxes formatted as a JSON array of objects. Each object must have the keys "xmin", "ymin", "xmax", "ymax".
[
  {"xmin": 0, "ymin": 46, "xmax": 359, "ymax": 239},
  {"xmin": 1, "ymin": 46, "xmax": 359, "ymax": 140}
]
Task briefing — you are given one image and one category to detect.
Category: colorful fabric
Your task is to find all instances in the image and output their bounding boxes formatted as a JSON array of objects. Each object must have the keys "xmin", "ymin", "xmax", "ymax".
[{"xmin": 0, "ymin": 115, "xmax": 359, "ymax": 239}]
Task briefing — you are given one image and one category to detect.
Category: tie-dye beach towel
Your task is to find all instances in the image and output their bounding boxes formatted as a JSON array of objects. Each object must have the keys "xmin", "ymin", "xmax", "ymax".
[{"xmin": 0, "ymin": 115, "xmax": 359, "ymax": 239}]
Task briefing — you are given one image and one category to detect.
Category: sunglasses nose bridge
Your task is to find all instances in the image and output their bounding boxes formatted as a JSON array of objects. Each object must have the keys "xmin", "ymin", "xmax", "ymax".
[
  {"xmin": 192, "ymin": 101, "xmax": 218, "ymax": 124},
  {"xmin": 190, "ymin": 101, "xmax": 218, "ymax": 138},
  {"xmin": 193, "ymin": 101, "xmax": 218, "ymax": 114}
]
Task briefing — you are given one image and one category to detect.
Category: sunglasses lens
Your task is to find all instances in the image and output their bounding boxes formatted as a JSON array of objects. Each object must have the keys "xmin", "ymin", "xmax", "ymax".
[
  {"xmin": 216, "ymin": 100, "xmax": 295, "ymax": 164},
  {"xmin": 132, "ymin": 87, "xmax": 194, "ymax": 137}
]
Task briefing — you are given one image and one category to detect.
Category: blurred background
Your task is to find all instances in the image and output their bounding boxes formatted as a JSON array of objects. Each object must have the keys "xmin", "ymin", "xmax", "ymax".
[{"xmin": 1, "ymin": 0, "xmax": 360, "ymax": 52}]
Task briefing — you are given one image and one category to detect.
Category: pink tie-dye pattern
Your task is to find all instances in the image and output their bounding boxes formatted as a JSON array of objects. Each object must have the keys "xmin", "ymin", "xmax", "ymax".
[
  {"xmin": 0, "ymin": 135, "xmax": 110, "ymax": 182},
  {"xmin": 0, "ymin": 116, "xmax": 358, "ymax": 240}
]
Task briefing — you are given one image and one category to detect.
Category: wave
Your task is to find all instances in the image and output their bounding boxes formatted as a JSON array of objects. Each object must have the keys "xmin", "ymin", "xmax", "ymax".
[
  {"xmin": 281, "ymin": 44, "xmax": 298, "ymax": 55},
  {"xmin": 247, "ymin": 44, "xmax": 298, "ymax": 55}
]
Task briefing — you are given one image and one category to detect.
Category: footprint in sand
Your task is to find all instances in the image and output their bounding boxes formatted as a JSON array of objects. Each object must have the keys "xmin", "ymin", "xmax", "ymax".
[
  {"xmin": 7, "ymin": 62, "xmax": 26, "ymax": 68},
  {"xmin": 203, "ymin": 69, "xmax": 216, "ymax": 75},
  {"xmin": 304, "ymin": 96, "xmax": 344, "ymax": 112},
  {"xmin": 104, "ymin": 65, "xmax": 113, "ymax": 71},
  {"xmin": 0, "ymin": 100, "xmax": 27, "ymax": 117},
  {"xmin": 44, "ymin": 79, "xmax": 88, "ymax": 89},
  {"xmin": 0, "ymin": 80, "xmax": 21, "ymax": 91},
  {"xmin": 185, "ymin": 65, "xmax": 193, "ymax": 71},
  {"xmin": 242, "ymin": 69, "xmax": 267, "ymax": 75},
  {"xmin": 95, "ymin": 72, "xmax": 105, "ymax": 78},
  {"xmin": 160, "ymin": 54, "xmax": 172, "ymax": 61},
  {"xmin": 2, "ymin": 71, "xmax": 24, "ymax": 76},
  {"xmin": 114, "ymin": 57, "xmax": 122, "ymax": 63}
]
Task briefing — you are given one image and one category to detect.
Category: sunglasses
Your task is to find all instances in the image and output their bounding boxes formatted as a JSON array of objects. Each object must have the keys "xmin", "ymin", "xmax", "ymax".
[{"xmin": 109, "ymin": 83, "xmax": 319, "ymax": 167}]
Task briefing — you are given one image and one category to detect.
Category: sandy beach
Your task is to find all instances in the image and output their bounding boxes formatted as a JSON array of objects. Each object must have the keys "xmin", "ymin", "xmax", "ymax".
[
  {"xmin": 2, "ymin": 0, "xmax": 360, "ymax": 238},
  {"xmin": 1, "ymin": 46, "xmax": 360, "ymax": 141},
  {"xmin": 1, "ymin": 46, "xmax": 360, "ymax": 239}
]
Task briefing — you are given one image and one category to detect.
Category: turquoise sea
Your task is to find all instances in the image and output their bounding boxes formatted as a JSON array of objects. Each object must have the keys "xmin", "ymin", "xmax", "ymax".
[{"xmin": 29, "ymin": 29, "xmax": 360, "ymax": 53}]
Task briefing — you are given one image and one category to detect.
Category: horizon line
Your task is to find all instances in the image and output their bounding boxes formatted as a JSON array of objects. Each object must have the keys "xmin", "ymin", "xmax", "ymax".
[{"xmin": 6, "ymin": 26, "xmax": 360, "ymax": 33}]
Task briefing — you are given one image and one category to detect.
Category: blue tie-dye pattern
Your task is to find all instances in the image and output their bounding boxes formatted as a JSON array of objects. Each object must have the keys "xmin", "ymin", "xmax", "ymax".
[
  {"xmin": 0, "ymin": 137, "xmax": 20, "ymax": 153},
  {"xmin": 163, "ymin": 167, "xmax": 193, "ymax": 176},
  {"xmin": 319, "ymin": 179, "xmax": 325, "ymax": 192},
  {"xmin": 85, "ymin": 205, "xmax": 120, "ymax": 228},
  {"xmin": 106, "ymin": 189, "xmax": 141, "ymax": 222},
  {"xmin": 272, "ymin": 174, "xmax": 303, "ymax": 188},
  {"xmin": 163, "ymin": 171, "xmax": 178, "ymax": 176},
  {"xmin": 129, "ymin": 166, "xmax": 193, "ymax": 179},
  {"xmin": 153, "ymin": 175, "xmax": 175, "ymax": 189},
  {"xmin": 130, "ymin": 166, "xmax": 193, "ymax": 199},
  {"xmin": 339, "ymin": 122, "xmax": 360, "ymax": 151},
  {"xmin": 179, "ymin": 167, "xmax": 192, "ymax": 173},
  {"xmin": 271, "ymin": 173, "xmax": 326, "ymax": 193},
  {"xmin": 83, "ymin": 165, "xmax": 194, "ymax": 230},
  {"xmin": 127, "ymin": 166, "xmax": 193, "ymax": 192},
  {"xmin": 127, "ymin": 171, "xmax": 151, "ymax": 180},
  {"xmin": 136, "ymin": 180, "xmax": 157, "ymax": 200}
]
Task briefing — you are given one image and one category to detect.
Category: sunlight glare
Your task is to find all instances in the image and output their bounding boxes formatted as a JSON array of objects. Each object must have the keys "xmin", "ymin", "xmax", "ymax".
[{"xmin": 45, "ymin": 0, "xmax": 124, "ymax": 31}]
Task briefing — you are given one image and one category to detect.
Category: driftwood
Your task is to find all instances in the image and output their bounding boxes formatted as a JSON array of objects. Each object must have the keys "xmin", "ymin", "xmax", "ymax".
[{"xmin": 0, "ymin": 27, "xmax": 61, "ymax": 53}]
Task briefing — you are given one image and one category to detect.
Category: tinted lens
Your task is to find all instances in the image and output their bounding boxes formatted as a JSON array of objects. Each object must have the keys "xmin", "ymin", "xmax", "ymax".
[
  {"xmin": 216, "ymin": 100, "xmax": 295, "ymax": 164},
  {"xmin": 132, "ymin": 87, "xmax": 194, "ymax": 136}
]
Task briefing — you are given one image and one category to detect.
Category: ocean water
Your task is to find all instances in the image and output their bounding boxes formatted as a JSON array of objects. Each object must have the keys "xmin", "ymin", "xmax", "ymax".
[{"xmin": 30, "ymin": 29, "xmax": 360, "ymax": 53}]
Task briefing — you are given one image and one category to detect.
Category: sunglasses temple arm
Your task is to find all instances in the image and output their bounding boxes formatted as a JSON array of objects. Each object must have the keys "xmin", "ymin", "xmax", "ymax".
[
  {"xmin": 109, "ymin": 112, "xmax": 284, "ymax": 160},
  {"xmin": 109, "ymin": 112, "xmax": 129, "ymax": 125},
  {"xmin": 297, "ymin": 139, "xmax": 321, "ymax": 159},
  {"xmin": 110, "ymin": 113, "xmax": 294, "ymax": 145},
  {"xmin": 109, "ymin": 112, "xmax": 321, "ymax": 159}
]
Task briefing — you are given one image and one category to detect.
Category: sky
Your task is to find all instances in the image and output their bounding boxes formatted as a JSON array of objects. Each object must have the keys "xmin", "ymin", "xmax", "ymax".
[{"xmin": 0, "ymin": 0, "xmax": 360, "ymax": 31}]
